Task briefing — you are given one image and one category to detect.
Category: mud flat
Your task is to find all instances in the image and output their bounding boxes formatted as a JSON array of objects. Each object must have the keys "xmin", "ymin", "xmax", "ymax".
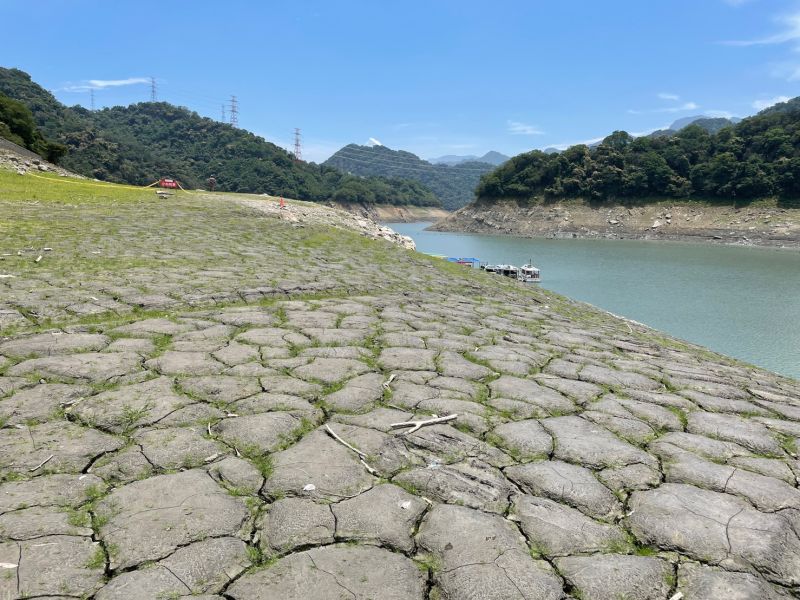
[{"xmin": 1, "ymin": 169, "xmax": 799, "ymax": 599}]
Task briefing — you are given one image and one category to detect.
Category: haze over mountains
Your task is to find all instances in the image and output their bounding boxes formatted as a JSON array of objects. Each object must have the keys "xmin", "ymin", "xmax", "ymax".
[
  {"xmin": 429, "ymin": 151, "xmax": 509, "ymax": 166},
  {"xmin": 324, "ymin": 144, "xmax": 497, "ymax": 210}
]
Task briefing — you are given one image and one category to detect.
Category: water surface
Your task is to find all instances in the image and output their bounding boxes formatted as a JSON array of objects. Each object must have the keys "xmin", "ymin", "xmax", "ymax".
[{"xmin": 387, "ymin": 222, "xmax": 800, "ymax": 380}]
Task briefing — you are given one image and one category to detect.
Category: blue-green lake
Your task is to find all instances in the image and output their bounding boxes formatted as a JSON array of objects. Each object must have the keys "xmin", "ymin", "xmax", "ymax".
[{"xmin": 386, "ymin": 222, "xmax": 800, "ymax": 380}]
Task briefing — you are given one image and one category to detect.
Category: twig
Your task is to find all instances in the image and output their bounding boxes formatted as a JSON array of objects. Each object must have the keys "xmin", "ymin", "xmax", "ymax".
[
  {"xmin": 390, "ymin": 414, "xmax": 457, "ymax": 434},
  {"xmin": 324, "ymin": 424, "xmax": 366, "ymax": 458},
  {"xmin": 324, "ymin": 424, "xmax": 380, "ymax": 476},
  {"xmin": 382, "ymin": 373, "xmax": 397, "ymax": 390},
  {"xmin": 360, "ymin": 458, "xmax": 379, "ymax": 476},
  {"xmin": 29, "ymin": 454, "xmax": 54, "ymax": 472}
]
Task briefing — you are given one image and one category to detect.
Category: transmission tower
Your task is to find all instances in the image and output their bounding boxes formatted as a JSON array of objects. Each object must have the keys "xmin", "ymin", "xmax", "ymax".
[
  {"xmin": 221, "ymin": 104, "xmax": 226, "ymax": 122},
  {"xmin": 90, "ymin": 89, "xmax": 95, "ymax": 111},
  {"xmin": 150, "ymin": 77, "xmax": 157, "ymax": 102},
  {"xmin": 229, "ymin": 95, "xmax": 238, "ymax": 127},
  {"xmin": 293, "ymin": 128, "xmax": 302, "ymax": 162}
]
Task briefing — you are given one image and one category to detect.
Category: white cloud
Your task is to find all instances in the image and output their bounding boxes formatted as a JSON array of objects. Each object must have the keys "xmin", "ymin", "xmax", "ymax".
[
  {"xmin": 628, "ymin": 101, "xmax": 699, "ymax": 114},
  {"xmin": 367, "ymin": 137, "xmax": 383, "ymax": 146},
  {"xmin": 657, "ymin": 92, "xmax": 680, "ymax": 101},
  {"xmin": 723, "ymin": 11, "xmax": 800, "ymax": 47},
  {"xmin": 61, "ymin": 77, "xmax": 150, "ymax": 92},
  {"xmin": 752, "ymin": 95, "xmax": 791, "ymax": 109},
  {"xmin": 507, "ymin": 120, "xmax": 544, "ymax": 135}
]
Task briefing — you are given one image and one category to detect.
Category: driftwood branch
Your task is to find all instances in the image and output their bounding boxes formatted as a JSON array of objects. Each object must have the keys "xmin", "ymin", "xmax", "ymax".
[
  {"xmin": 324, "ymin": 424, "xmax": 380, "ymax": 476},
  {"xmin": 382, "ymin": 373, "xmax": 397, "ymax": 390},
  {"xmin": 324, "ymin": 424, "xmax": 366, "ymax": 458},
  {"xmin": 29, "ymin": 454, "xmax": 54, "ymax": 472},
  {"xmin": 390, "ymin": 414, "xmax": 457, "ymax": 435}
]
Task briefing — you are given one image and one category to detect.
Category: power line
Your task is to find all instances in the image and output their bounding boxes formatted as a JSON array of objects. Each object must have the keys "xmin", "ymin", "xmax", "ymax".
[
  {"xmin": 90, "ymin": 89, "xmax": 95, "ymax": 111},
  {"xmin": 293, "ymin": 128, "xmax": 302, "ymax": 162},
  {"xmin": 150, "ymin": 76, "xmax": 157, "ymax": 102},
  {"xmin": 229, "ymin": 95, "xmax": 238, "ymax": 127}
]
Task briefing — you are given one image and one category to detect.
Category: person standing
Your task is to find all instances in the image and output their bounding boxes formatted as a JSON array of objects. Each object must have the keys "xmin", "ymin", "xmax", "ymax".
[{"xmin": 207, "ymin": 175, "xmax": 217, "ymax": 191}]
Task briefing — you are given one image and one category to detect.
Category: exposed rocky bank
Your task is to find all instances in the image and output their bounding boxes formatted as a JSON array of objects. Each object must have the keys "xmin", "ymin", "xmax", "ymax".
[
  {"xmin": 432, "ymin": 199, "xmax": 800, "ymax": 248},
  {"xmin": 335, "ymin": 201, "xmax": 450, "ymax": 223},
  {"xmin": 1, "ymin": 170, "xmax": 800, "ymax": 600}
]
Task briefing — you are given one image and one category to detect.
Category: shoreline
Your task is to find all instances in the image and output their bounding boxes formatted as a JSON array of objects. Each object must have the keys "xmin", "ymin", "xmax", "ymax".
[{"xmin": 429, "ymin": 199, "xmax": 800, "ymax": 250}]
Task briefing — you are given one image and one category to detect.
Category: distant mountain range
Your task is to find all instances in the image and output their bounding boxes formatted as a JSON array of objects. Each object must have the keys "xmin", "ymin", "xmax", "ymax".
[
  {"xmin": 669, "ymin": 115, "xmax": 742, "ymax": 131},
  {"xmin": 429, "ymin": 150, "xmax": 509, "ymax": 166},
  {"xmin": 324, "ymin": 144, "xmax": 498, "ymax": 210}
]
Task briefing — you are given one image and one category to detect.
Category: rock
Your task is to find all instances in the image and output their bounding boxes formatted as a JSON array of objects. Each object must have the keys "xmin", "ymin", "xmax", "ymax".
[
  {"xmin": 0, "ymin": 505, "xmax": 92, "ymax": 539},
  {"xmin": 215, "ymin": 412, "xmax": 302, "ymax": 454},
  {"xmin": 628, "ymin": 483, "xmax": 800, "ymax": 586},
  {"xmin": 73, "ymin": 376, "xmax": 192, "ymax": 433},
  {"xmin": 489, "ymin": 375, "xmax": 576, "ymax": 415},
  {"xmin": 489, "ymin": 419, "xmax": 553, "ymax": 459},
  {"xmin": 8, "ymin": 351, "xmax": 142, "ymax": 382},
  {"xmin": 506, "ymin": 460, "xmax": 622, "ymax": 520},
  {"xmin": 0, "ymin": 473, "xmax": 106, "ymax": 513},
  {"xmin": 416, "ymin": 504, "xmax": 562, "ymax": 600},
  {"xmin": 292, "ymin": 357, "xmax": 371, "ymax": 384},
  {"xmin": 379, "ymin": 347, "xmax": 438, "ymax": 371},
  {"xmin": 687, "ymin": 412, "xmax": 783, "ymax": 456},
  {"xmin": 0, "ymin": 383, "xmax": 91, "ymax": 425},
  {"xmin": 260, "ymin": 497, "xmax": 334, "ymax": 554},
  {"xmin": 677, "ymin": 561, "xmax": 790, "ymax": 599},
  {"xmin": 145, "ymin": 351, "xmax": 225, "ymax": 376},
  {"xmin": 263, "ymin": 430, "xmax": 374, "ymax": 500},
  {"xmin": 556, "ymin": 554, "xmax": 673, "ymax": 600},
  {"xmin": 207, "ymin": 456, "xmax": 264, "ymax": 494},
  {"xmin": 96, "ymin": 470, "xmax": 250, "ymax": 570},
  {"xmin": 324, "ymin": 373, "xmax": 385, "ymax": 412},
  {"xmin": 0, "ymin": 332, "xmax": 109, "ymax": 358},
  {"xmin": 542, "ymin": 415, "xmax": 657, "ymax": 469},
  {"xmin": 0, "ymin": 421, "xmax": 122, "ymax": 474},
  {"xmin": 511, "ymin": 494, "xmax": 629, "ymax": 557},
  {"xmin": 332, "ymin": 484, "xmax": 428, "ymax": 552},
  {"xmin": 135, "ymin": 427, "xmax": 223, "ymax": 470},
  {"xmin": 8, "ymin": 536, "xmax": 104, "ymax": 598},
  {"xmin": 393, "ymin": 458, "xmax": 512, "ymax": 513},
  {"xmin": 227, "ymin": 545, "xmax": 425, "ymax": 600}
]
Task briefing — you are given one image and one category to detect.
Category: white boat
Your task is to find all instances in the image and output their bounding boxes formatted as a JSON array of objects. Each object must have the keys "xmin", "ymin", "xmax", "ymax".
[
  {"xmin": 520, "ymin": 264, "xmax": 541, "ymax": 283},
  {"xmin": 482, "ymin": 262, "xmax": 541, "ymax": 282}
]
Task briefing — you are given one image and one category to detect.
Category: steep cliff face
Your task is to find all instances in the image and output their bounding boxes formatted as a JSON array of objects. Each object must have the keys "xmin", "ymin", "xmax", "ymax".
[{"xmin": 430, "ymin": 200, "xmax": 800, "ymax": 248}]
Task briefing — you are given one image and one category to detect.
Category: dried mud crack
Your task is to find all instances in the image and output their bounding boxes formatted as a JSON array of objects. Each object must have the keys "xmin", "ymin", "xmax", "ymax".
[{"xmin": 0, "ymin": 170, "xmax": 799, "ymax": 599}]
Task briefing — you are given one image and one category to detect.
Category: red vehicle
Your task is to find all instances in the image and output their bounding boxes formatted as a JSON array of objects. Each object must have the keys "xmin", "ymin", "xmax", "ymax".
[{"xmin": 158, "ymin": 177, "xmax": 179, "ymax": 189}]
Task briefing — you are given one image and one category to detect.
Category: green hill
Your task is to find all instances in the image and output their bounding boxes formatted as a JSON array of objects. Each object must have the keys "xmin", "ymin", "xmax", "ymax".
[
  {"xmin": 324, "ymin": 143, "xmax": 496, "ymax": 210},
  {"xmin": 0, "ymin": 68, "xmax": 439, "ymax": 206},
  {"xmin": 476, "ymin": 97, "xmax": 800, "ymax": 206}
]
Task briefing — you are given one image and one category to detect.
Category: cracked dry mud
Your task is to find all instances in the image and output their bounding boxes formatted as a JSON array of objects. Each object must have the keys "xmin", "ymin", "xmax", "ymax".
[{"xmin": 1, "ymin": 184, "xmax": 800, "ymax": 599}]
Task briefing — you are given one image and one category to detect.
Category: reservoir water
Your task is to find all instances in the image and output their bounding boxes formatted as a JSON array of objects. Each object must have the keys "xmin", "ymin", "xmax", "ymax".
[{"xmin": 386, "ymin": 222, "xmax": 800, "ymax": 380}]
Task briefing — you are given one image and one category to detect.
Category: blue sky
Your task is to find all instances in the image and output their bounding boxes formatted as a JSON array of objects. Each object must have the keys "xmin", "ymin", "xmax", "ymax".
[{"xmin": 2, "ymin": 0, "xmax": 799, "ymax": 162}]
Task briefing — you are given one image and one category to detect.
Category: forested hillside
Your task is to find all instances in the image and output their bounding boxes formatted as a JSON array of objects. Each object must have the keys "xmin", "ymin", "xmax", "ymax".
[
  {"xmin": 325, "ymin": 143, "xmax": 496, "ymax": 210},
  {"xmin": 476, "ymin": 97, "xmax": 800, "ymax": 206},
  {"xmin": 0, "ymin": 68, "xmax": 439, "ymax": 206}
]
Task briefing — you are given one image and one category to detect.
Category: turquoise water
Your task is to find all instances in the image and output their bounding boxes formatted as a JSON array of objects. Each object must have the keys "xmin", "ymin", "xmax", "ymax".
[{"xmin": 387, "ymin": 222, "xmax": 800, "ymax": 380}]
